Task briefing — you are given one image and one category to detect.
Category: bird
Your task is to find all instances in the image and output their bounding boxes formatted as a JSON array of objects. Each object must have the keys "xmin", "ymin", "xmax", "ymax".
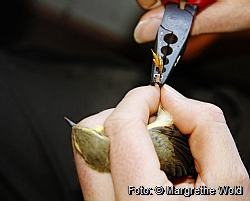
[{"xmin": 65, "ymin": 106, "xmax": 196, "ymax": 179}]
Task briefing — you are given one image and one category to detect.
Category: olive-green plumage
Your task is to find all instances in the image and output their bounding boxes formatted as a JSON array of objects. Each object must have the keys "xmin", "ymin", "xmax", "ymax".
[
  {"xmin": 73, "ymin": 126, "xmax": 110, "ymax": 172},
  {"xmin": 72, "ymin": 107, "xmax": 196, "ymax": 178}
]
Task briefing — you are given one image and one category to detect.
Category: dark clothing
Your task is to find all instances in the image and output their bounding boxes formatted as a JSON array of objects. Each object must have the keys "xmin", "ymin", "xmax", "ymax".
[
  {"xmin": 0, "ymin": 48, "xmax": 146, "ymax": 200},
  {"xmin": 0, "ymin": 47, "xmax": 249, "ymax": 200}
]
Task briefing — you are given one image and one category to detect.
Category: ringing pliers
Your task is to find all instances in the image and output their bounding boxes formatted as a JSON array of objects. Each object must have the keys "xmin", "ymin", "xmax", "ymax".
[{"xmin": 151, "ymin": 0, "xmax": 215, "ymax": 86}]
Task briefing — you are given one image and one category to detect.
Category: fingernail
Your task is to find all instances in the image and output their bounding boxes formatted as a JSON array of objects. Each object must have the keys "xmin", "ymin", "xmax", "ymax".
[
  {"xmin": 148, "ymin": 0, "xmax": 162, "ymax": 9},
  {"xmin": 163, "ymin": 84, "xmax": 185, "ymax": 98},
  {"xmin": 134, "ymin": 18, "xmax": 161, "ymax": 43}
]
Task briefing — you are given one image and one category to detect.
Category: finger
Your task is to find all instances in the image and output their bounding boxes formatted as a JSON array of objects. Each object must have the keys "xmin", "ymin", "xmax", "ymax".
[
  {"xmin": 161, "ymin": 85, "xmax": 249, "ymax": 187},
  {"xmin": 106, "ymin": 86, "xmax": 160, "ymax": 128},
  {"xmin": 134, "ymin": 6, "xmax": 164, "ymax": 43},
  {"xmin": 77, "ymin": 108, "xmax": 114, "ymax": 128},
  {"xmin": 104, "ymin": 86, "xmax": 172, "ymax": 200},
  {"xmin": 73, "ymin": 109, "xmax": 115, "ymax": 200},
  {"xmin": 191, "ymin": 1, "xmax": 250, "ymax": 35},
  {"xmin": 136, "ymin": 0, "xmax": 161, "ymax": 9}
]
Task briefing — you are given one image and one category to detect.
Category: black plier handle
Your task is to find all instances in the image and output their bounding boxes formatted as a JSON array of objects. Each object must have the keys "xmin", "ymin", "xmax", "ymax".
[{"xmin": 151, "ymin": 0, "xmax": 215, "ymax": 86}]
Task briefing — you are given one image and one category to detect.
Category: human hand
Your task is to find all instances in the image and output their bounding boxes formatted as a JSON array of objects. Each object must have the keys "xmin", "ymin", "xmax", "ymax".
[
  {"xmin": 134, "ymin": 0, "xmax": 250, "ymax": 43},
  {"xmin": 73, "ymin": 85, "xmax": 250, "ymax": 200}
]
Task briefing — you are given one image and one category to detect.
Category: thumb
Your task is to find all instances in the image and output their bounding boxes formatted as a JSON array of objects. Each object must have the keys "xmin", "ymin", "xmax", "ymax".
[{"xmin": 160, "ymin": 84, "xmax": 249, "ymax": 187}]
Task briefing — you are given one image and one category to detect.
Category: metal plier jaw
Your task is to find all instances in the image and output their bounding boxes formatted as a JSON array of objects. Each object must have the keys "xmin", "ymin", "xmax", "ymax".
[
  {"xmin": 151, "ymin": 2, "xmax": 198, "ymax": 86},
  {"xmin": 150, "ymin": 0, "xmax": 216, "ymax": 86}
]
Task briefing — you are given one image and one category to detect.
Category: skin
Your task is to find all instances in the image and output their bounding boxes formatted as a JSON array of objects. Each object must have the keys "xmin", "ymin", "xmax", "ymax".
[
  {"xmin": 134, "ymin": 0, "xmax": 250, "ymax": 43},
  {"xmin": 73, "ymin": 85, "xmax": 250, "ymax": 200}
]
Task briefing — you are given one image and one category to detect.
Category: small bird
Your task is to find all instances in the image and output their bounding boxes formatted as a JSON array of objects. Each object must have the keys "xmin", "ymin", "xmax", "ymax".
[{"xmin": 65, "ymin": 106, "xmax": 196, "ymax": 179}]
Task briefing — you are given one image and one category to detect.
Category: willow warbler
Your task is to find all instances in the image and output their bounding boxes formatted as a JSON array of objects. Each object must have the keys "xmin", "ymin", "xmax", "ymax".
[{"xmin": 65, "ymin": 106, "xmax": 196, "ymax": 179}]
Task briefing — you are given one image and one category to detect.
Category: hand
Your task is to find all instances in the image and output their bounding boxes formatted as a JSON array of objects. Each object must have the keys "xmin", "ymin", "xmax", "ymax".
[
  {"xmin": 134, "ymin": 0, "xmax": 250, "ymax": 43},
  {"xmin": 73, "ymin": 85, "xmax": 250, "ymax": 200}
]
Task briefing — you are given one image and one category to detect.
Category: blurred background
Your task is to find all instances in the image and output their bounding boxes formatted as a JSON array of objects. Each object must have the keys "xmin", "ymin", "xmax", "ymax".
[
  {"xmin": 1, "ymin": 0, "xmax": 250, "ymax": 200},
  {"xmin": 1, "ymin": 0, "xmax": 250, "ymax": 86}
]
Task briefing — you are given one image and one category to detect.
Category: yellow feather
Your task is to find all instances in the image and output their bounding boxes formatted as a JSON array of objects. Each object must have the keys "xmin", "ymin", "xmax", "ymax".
[{"xmin": 151, "ymin": 49, "xmax": 164, "ymax": 74}]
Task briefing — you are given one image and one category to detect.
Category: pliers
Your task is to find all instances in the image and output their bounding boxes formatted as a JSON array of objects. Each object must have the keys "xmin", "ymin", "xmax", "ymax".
[{"xmin": 150, "ymin": 0, "xmax": 215, "ymax": 86}]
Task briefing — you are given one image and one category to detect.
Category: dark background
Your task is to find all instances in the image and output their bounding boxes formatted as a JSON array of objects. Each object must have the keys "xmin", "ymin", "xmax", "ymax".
[{"xmin": 1, "ymin": 0, "xmax": 250, "ymax": 200}]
